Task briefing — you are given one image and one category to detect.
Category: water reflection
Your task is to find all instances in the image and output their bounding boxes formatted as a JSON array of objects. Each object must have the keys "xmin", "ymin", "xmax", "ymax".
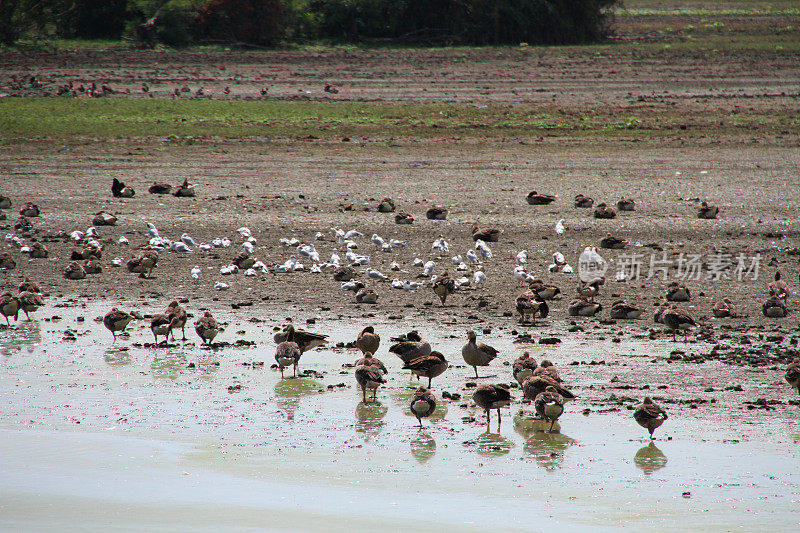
[
  {"xmin": 634, "ymin": 442, "xmax": 668, "ymax": 475},
  {"xmin": 0, "ymin": 321, "xmax": 42, "ymax": 356},
  {"xmin": 274, "ymin": 378, "xmax": 323, "ymax": 421},
  {"xmin": 410, "ymin": 432, "xmax": 437, "ymax": 463},
  {"xmin": 474, "ymin": 431, "xmax": 515, "ymax": 458},
  {"xmin": 515, "ymin": 414, "xmax": 577, "ymax": 470},
  {"xmin": 104, "ymin": 346, "xmax": 132, "ymax": 366},
  {"xmin": 355, "ymin": 401, "xmax": 388, "ymax": 440},
  {"xmin": 150, "ymin": 350, "xmax": 188, "ymax": 380}
]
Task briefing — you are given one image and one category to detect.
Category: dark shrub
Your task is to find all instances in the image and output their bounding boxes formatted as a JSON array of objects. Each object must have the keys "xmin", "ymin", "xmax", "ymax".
[{"xmin": 197, "ymin": 0, "xmax": 284, "ymax": 46}]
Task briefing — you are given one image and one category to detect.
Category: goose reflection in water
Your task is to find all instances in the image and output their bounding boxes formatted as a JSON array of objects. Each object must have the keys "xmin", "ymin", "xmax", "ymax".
[
  {"xmin": 0, "ymin": 320, "xmax": 42, "ymax": 356},
  {"xmin": 410, "ymin": 432, "xmax": 436, "ymax": 463},
  {"xmin": 474, "ymin": 431, "xmax": 515, "ymax": 458},
  {"xmin": 104, "ymin": 346, "xmax": 132, "ymax": 366},
  {"xmin": 150, "ymin": 349, "xmax": 187, "ymax": 380},
  {"xmin": 274, "ymin": 378, "xmax": 322, "ymax": 421},
  {"xmin": 355, "ymin": 401, "xmax": 388, "ymax": 440},
  {"xmin": 514, "ymin": 414, "xmax": 576, "ymax": 470},
  {"xmin": 634, "ymin": 442, "xmax": 668, "ymax": 475}
]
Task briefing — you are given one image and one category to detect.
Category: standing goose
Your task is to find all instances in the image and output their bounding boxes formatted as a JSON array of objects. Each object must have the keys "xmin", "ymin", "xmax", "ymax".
[
  {"xmin": 528, "ymin": 279, "xmax": 560, "ymax": 300},
  {"xmin": 389, "ymin": 331, "xmax": 432, "ymax": 365},
  {"xmin": 535, "ymin": 386, "xmax": 566, "ymax": 432},
  {"xmin": 356, "ymin": 326, "xmax": 380, "ymax": 355},
  {"xmin": 768, "ymin": 271, "xmax": 789, "ymax": 301},
  {"xmin": 410, "ymin": 387, "xmax": 437, "ymax": 427},
  {"xmin": 354, "ymin": 352, "xmax": 388, "ymax": 374},
  {"xmin": 275, "ymin": 324, "xmax": 302, "ymax": 378},
  {"xmin": 712, "ymin": 298, "xmax": 735, "ymax": 318},
  {"xmin": 462, "ymin": 330, "xmax": 499, "ymax": 379},
  {"xmin": 103, "ymin": 308, "xmax": 134, "ymax": 341},
  {"xmin": 433, "ymin": 271, "xmax": 456, "ymax": 305},
  {"xmin": 610, "ymin": 300, "xmax": 645, "ymax": 319},
  {"xmin": 355, "ymin": 361, "xmax": 386, "ymax": 403},
  {"xmin": 661, "ymin": 307, "xmax": 696, "ymax": 340},
  {"xmin": 515, "ymin": 290, "xmax": 549, "ymax": 325},
  {"xmin": 127, "ymin": 250, "xmax": 158, "ymax": 279},
  {"xmin": 274, "ymin": 325, "xmax": 328, "ymax": 353},
  {"xmin": 471, "ymin": 222, "xmax": 503, "ymax": 242},
  {"xmin": 526, "ymin": 191, "xmax": 557, "ymax": 205},
  {"xmin": 19, "ymin": 277, "xmax": 41, "ymax": 294},
  {"xmin": 633, "ymin": 397, "xmax": 668, "ymax": 439},
  {"xmin": 473, "ymin": 384, "xmax": 512, "ymax": 428},
  {"xmin": 785, "ymin": 358, "xmax": 800, "ymax": 397},
  {"xmin": 402, "ymin": 351, "xmax": 448, "ymax": 388},
  {"xmin": 522, "ymin": 374, "xmax": 575, "ymax": 402},
  {"xmin": 0, "ymin": 292, "xmax": 20, "ymax": 326},
  {"xmin": 18, "ymin": 291, "xmax": 44, "ymax": 320},
  {"xmin": 166, "ymin": 301, "xmax": 187, "ymax": 340},
  {"xmin": 762, "ymin": 297, "xmax": 788, "ymax": 318},
  {"xmin": 194, "ymin": 311, "xmax": 220, "ymax": 345},
  {"xmin": 512, "ymin": 352, "xmax": 538, "ymax": 385},
  {"xmin": 150, "ymin": 313, "xmax": 172, "ymax": 345}
]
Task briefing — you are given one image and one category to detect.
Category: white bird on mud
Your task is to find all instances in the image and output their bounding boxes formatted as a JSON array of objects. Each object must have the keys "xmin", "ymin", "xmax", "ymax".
[
  {"xmin": 111, "ymin": 257, "xmax": 124, "ymax": 267},
  {"xmin": 432, "ymin": 236, "xmax": 449, "ymax": 253},
  {"xmin": 220, "ymin": 264, "xmax": 238, "ymax": 275},
  {"xmin": 181, "ymin": 233, "xmax": 196, "ymax": 247},
  {"xmin": 423, "ymin": 261, "xmax": 436, "ymax": 276},
  {"xmin": 413, "ymin": 258, "xmax": 424, "ymax": 267},
  {"xmin": 390, "ymin": 261, "xmax": 401, "ymax": 271},
  {"xmin": 366, "ymin": 267, "xmax": 387, "ymax": 280},
  {"xmin": 147, "ymin": 222, "xmax": 159, "ymax": 238},
  {"xmin": 562, "ymin": 264, "xmax": 574, "ymax": 274},
  {"xmin": 330, "ymin": 249, "xmax": 341, "ymax": 266},
  {"xmin": 552, "ymin": 251, "xmax": 566, "ymax": 266},
  {"xmin": 456, "ymin": 262, "xmax": 468, "ymax": 271},
  {"xmin": 70, "ymin": 230, "xmax": 84, "ymax": 241},
  {"xmin": 452, "ymin": 255, "xmax": 463, "ymax": 265},
  {"xmin": 344, "ymin": 230, "xmax": 363, "ymax": 240},
  {"xmin": 198, "ymin": 243, "xmax": 211, "ymax": 252},
  {"xmin": 381, "ymin": 243, "xmax": 392, "ymax": 253},
  {"xmin": 341, "ymin": 280, "xmax": 361, "ymax": 291},
  {"xmin": 555, "ymin": 219, "xmax": 565, "ymax": 235},
  {"xmin": 474, "ymin": 270, "xmax": 487, "ymax": 284},
  {"xmin": 391, "ymin": 279, "xmax": 404, "ymax": 289},
  {"xmin": 516, "ymin": 250, "xmax": 527, "ymax": 264},
  {"xmin": 118, "ymin": 235, "xmax": 129, "ymax": 245},
  {"xmin": 514, "ymin": 265, "xmax": 532, "ymax": 285},
  {"xmin": 403, "ymin": 280, "xmax": 422, "ymax": 290},
  {"xmin": 466, "ymin": 250, "xmax": 479, "ymax": 264},
  {"xmin": 280, "ymin": 237, "xmax": 300, "ymax": 247},
  {"xmin": 310, "ymin": 264, "xmax": 322, "ymax": 274},
  {"xmin": 252, "ymin": 261, "xmax": 269, "ymax": 273},
  {"xmin": 389, "ymin": 239, "xmax": 407, "ymax": 248},
  {"xmin": 242, "ymin": 241, "xmax": 255, "ymax": 254},
  {"xmin": 371, "ymin": 234, "xmax": 385, "ymax": 248},
  {"xmin": 315, "ymin": 231, "xmax": 325, "ymax": 240},
  {"xmin": 191, "ymin": 265, "xmax": 201, "ymax": 279},
  {"xmin": 345, "ymin": 249, "xmax": 358, "ymax": 263},
  {"xmin": 86, "ymin": 227, "xmax": 99, "ymax": 238},
  {"xmin": 171, "ymin": 241, "xmax": 192, "ymax": 253},
  {"xmin": 476, "ymin": 239, "xmax": 492, "ymax": 259},
  {"xmin": 245, "ymin": 268, "xmax": 257, "ymax": 277},
  {"xmin": 237, "ymin": 227, "xmax": 252, "ymax": 239},
  {"xmin": 214, "ymin": 281, "xmax": 229, "ymax": 291},
  {"xmin": 455, "ymin": 276, "xmax": 469, "ymax": 289}
]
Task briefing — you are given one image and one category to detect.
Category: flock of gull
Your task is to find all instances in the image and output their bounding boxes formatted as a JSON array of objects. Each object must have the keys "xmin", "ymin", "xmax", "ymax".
[{"xmin": 1, "ymin": 180, "xmax": 798, "ymax": 440}]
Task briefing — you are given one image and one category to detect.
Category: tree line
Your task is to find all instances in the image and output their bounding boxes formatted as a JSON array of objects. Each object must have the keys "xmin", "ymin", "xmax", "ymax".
[{"xmin": 2, "ymin": 0, "xmax": 620, "ymax": 48}]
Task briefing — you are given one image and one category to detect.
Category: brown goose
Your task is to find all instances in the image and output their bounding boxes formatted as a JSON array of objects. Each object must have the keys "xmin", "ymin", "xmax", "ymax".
[
  {"xmin": 410, "ymin": 387, "xmax": 437, "ymax": 427},
  {"xmin": 471, "ymin": 222, "xmax": 503, "ymax": 242},
  {"xmin": 665, "ymin": 281, "xmax": 690, "ymax": 302},
  {"xmin": 355, "ymin": 362, "xmax": 386, "ymax": 403},
  {"xmin": 194, "ymin": 311, "xmax": 220, "ymax": 345},
  {"xmin": 654, "ymin": 302, "xmax": 670, "ymax": 324},
  {"xmin": 148, "ymin": 182, "xmax": 172, "ymax": 194},
  {"xmin": 389, "ymin": 331, "xmax": 432, "ymax": 365},
  {"xmin": 769, "ymin": 271, "xmax": 789, "ymax": 301},
  {"xmin": 526, "ymin": 191, "xmax": 557, "ymax": 205},
  {"xmin": 354, "ymin": 352, "xmax": 388, "ymax": 374},
  {"xmin": 610, "ymin": 300, "xmax": 645, "ymax": 320},
  {"xmin": 377, "ymin": 197, "xmax": 395, "ymax": 213},
  {"xmin": 83, "ymin": 259, "xmax": 102, "ymax": 274},
  {"xmin": 166, "ymin": 301, "xmax": 187, "ymax": 340},
  {"xmin": 785, "ymin": 358, "xmax": 800, "ymax": 397},
  {"xmin": 433, "ymin": 271, "xmax": 456, "ymax": 305},
  {"xmin": 71, "ymin": 243, "xmax": 102, "ymax": 261},
  {"xmin": 462, "ymin": 330, "xmax": 499, "ymax": 379},
  {"xmin": 92, "ymin": 211, "xmax": 117, "ymax": 226},
  {"xmin": 127, "ymin": 250, "xmax": 158, "ymax": 279},
  {"xmin": 512, "ymin": 352, "xmax": 537, "ymax": 385},
  {"xmin": 577, "ymin": 278, "xmax": 603, "ymax": 301},
  {"xmin": 616, "ymin": 197, "xmax": 635, "ymax": 211},
  {"xmin": 18, "ymin": 291, "xmax": 44, "ymax": 319},
  {"xmin": 274, "ymin": 325, "xmax": 328, "ymax": 353},
  {"xmin": 394, "ymin": 211, "xmax": 414, "ymax": 224},
  {"xmin": 535, "ymin": 386, "xmax": 565, "ymax": 432},
  {"xmin": 568, "ymin": 297, "xmax": 602, "ymax": 317},
  {"xmin": 534, "ymin": 360, "xmax": 561, "ymax": 382},
  {"xmin": 762, "ymin": 297, "xmax": 788, "ymax": 318},
  {"xmin": 355, "ymin": 287, "xmax": 378, "ymax": 304},
  {"xmin": 356, "ymin": 326, "xmax": 380, "ymax": 355},
  {"xmin": 661, "ymin": 306, "xmax": 696, "ymax": 340},
  {"xmin": 0, "ymin": 292, "xmax": 20, "ymax": 326},
  {"xmin": 528, "ymin": 279, "xmax": 560, "ymax": 300},
  {"xmin": 712, "ymin": 298, "xmax": 735, "ymax": 318},
  {"xmin": 19, "ymin": 202, "xmax": 40, "ymax": 217},
  {"xmin": 473, "ymin": 384, "xmax": 512, "ymax": 428},
  {"xmin": 19, "ymin": 277, "xmax": 41, "ymax": 294},
  {"xmin": 403, "ymin": 351, "xmax": 448, "ymax": 388},
  {"xmin": 574, "ymin": 194, "xmax": 594, "ymax": 208},
  {"xmin": 633, "ymin": 397, "xmax": 668, "ymax": 439},
  {"xmin": 0, "ymin": 195, "xmax": 11, "ymax": 209},
  {"xmin": 275, "ymin": 324, "xmax": 302, "ymax": 378},
  {"xmin": 103, "ymin": 308, "xmax": 134, "ymax": 341},
  {"xmin": 697, "ymin": 201, "xmax": 719, "ymax": 219},
  {"xmin": 425, "ymin": 206, "xmax": 448, "ymax": 220},
  {"xmin": 64, "ymin": 261, "xmax": 87, "ymax": 280},
  {"xmin": 173, "ymin": 178, "xmax": 195, "ymax": 197},
  {"xmin": 150, "ymin": 313, "xmax": 172, "ymax": 345},
  {"xmin": 522, "ymin": 374, "xmax": 575, "ymax": 402},
  {"xmin": 0, "ymin": 252, "xmax": 16, "ymax": 270},
  {"xmin": 333, "ymin": 266, "xmax": 356, "ymax": 281},
  {"xmin": 600, "ymin": 234, "xmax": 627, "ymax": 249},
  {"xmin": 593, "ymin": 203, "xmax": 616, "ymax": 219},
  {"xmin": 14, "ymin": 215, "xmax": 32, "ymax": 232},
  {"xmin": 232, "ymin": 252, "xmax": 255, "ymax": 270},
  {"xmin": 27, "ymin": 242, "xmax": 48, "ymax": 259},
  {"xmin": 111, "ymin": 178, "xmax": 135, "ymax": 198},
  {"xmin": 515, "ymin": 290, "xmax": 549, "ymax": 325}
]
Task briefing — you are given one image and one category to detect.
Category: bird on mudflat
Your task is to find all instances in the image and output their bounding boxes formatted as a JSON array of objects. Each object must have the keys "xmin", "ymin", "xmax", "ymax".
[
  {"xmin": 633, "ymin": 397, "xmax": 668, "ymax": 439},
  {"xmin": 462, "ymin": 330, "xmax": 499, "ymax": 379},
  {"xmin": 410, "ymin": 387, "xmax": 437, "ymax": 427},
  {"xmin": 535, "ymin": 386, "xmax": 566, "ymax": 432},
  {"xmin": 403, "ymin": 351, "xmax": 448, "ymax": 388},
  {"xmin": 473, "ymin": 384, "xmax": 512, "ymax": 429},
  {"xmin": 275, "ymin": 324, "xmax": 302, "ymax": 378},
  {"xmin": 103, "ymin": 308, "xmax": 134, "ymax": 341}
]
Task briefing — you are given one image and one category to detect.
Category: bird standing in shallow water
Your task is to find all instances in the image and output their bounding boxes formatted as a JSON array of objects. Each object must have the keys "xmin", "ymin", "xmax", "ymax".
[
  {"xmin": 355, "ymin": 356, "xmax": 387, "ymax": 403},
  {"xmin": 103, "ymin": 308, "xmax": 134, "ymax": 341},
  {"xmin": 403, "ymin": 351, "xmax": 448, "ymax": 388},
  {"xmin": 785, "ymin": 358, "xmax": 800, "ymax": 397},
  {"xmin": 275, "ymin": 325, "xmax": 302, "ymax": 378},
  {"xmin": 194, "ymin": 311, "xmax": 219, "ymax": 345},
  {"xmin": 634, "ymin": 397, "xmax": 668, "ymax": 439},
  {"xmin": 535, "ymin": 386, "xmax": 565, "ymax": 432},
  {"xmin": 356, "ymin": 326, "xmax": 380, "ymax": 355},
  {"xmin": 166, "ymin": 301, "xmax": 187, "ymax": 340},
  {"xmin": 462, "ymin": 330, "xmax": 499, "ymax": 379},
  {"xmin": 0, "ymin": 292, "xmax": 20, "ymax": 326},
  {"xmin": 410, "ymin": 387, "xmax": 436, "ymax": 427},
  {"xmin": 473, "ymin": 384, "xmax": 512, "ymax": 429}
]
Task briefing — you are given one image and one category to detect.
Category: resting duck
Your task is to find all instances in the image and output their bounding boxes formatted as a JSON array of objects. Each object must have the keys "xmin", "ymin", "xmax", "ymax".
[
  {"xmin": 0, "ymin": 252, "xmax": 15, "ymax": 270},
  {"xmin": 19, "ymin": 202, "xmax": 40, "ymax": 217},
  {"xmin": 194, "ymin": 311, "xmax": 220, "ymax": 345},
  {"xmin": 92, "ymin": 211, "xmax": 117, "ymax": 226},
  {"xmin": 111, "ymin": 178, "xmax": 135, "ymax": 198},
  {"xmin": 528, "ymin": 279, "xmax": 560, "ymax": 300},
  {"xmin": 394, "ymin": 211, "xmax": 414, "ymax": 224},
  {"xmin": 377, "ymin": 197, "xmax": 395, "ymax": 212},
  {"xmin": 616, "ymin": 197, "xmax": 635, "ymax": 211},
  {"xmin": 403, "ymin": 351, "xmax": 448, "ymax": 388},
  {"xmin": 634, "ymin": 397, "xmax": 668, "ymax": 439},
  {"xmin": 127, "ymin": 250, "xmax": 158, "ymax": 278},
  {"xmin": 462, "ymin": 330, "xmax": 499, "ymax": 378},
  {"xmin": 472, "ymin": 384, "xmax": 512, "ymax": 428},
  {"xmin": 410, "ymin": 387, "xmax": 437, "ymax": 427},
  {"xmin": 534, "ymin": 360, "xmax": 561, "ymax": 381},
  {"xmin": 660, "ymin": 306, "xmax": 696, "ymax": 340},
  {"xmin": 433, "ymin": 271, "xmax": 456, "ymax": 305},
  {"xmin": 0, "ymin": 292, "xmax": 20, "ymax": 326},
  {"xmin": 173, "ymin": 178, "xmax": 195, "ymax": 197},
  {"xmin": 232, "ymin": 252, "xmax": 255, "ymax": 270},
  {"xmin": 71, "ymin": 243, "xmax": 102, "ymax": 261},
  {"xmin": 27, "ymin": 242, "xmax": 48, "ymax": 258},
  {"xmin": 425, "ymin": 206, "xmax": 448, "ymax": 220},
  {"xmin": 610, "ymin": 300, "xmax": 645, "ymax": 319},
  {"xmin": 526, "ymin": 191, "xmax": 557, "ymax": 205},
  {"xmin": 515, "ymin": 290, "xmax": 549, "ymax": 325},
  {"xmin": 274, "ymin": 325, "xmax": 328, "ymax": 353},
  {"xmin": 103, "ymin": 308, "xmax": 134, "ymax": 341},
  {"xmin": 333, "ymin": 266, "xmax": 356, "ymax": 281},
  {"xmin": 522, "ymin": 374, "xmax": 575, "ymax": 402},
  {"xmin": 19, "ymin": 277, "xmax": 41, "ymax": 294},
  {"xmin": 14, "ymin": 215, "xmax": 32, "ymax": 232},
  {"xmin": 355, "ymin": 287, "xmax": 378, "ymax": 304},
  {"xmin": 148, "ymin": 182, "xmax": 172, "ymax": 194},
  {"xmin": 83, "ymin": 259, "xmax": 102, "ymax": 274},
  {"xmin": 697, "ymin": 201, "xmax": 719, "ymax": 219},
  {"xmin": 666, "ymin": 281, "xmax": 690, "ymax": 302},
  {"xmin": 785, "ymin": 358, "xmax": 800, "ymax": 396},
  {"xmin": 769, "ymin": 271, "xmax": 789, "ymax": 301},
  {"xmin": 762, "ymin": 296, "xmax": 788, "ymax": 318},
  {"xmin": 712, "ymin": 298, "xmax": 735, "ymax": 318},
  {"xmin": 568, "ymin": 297, "xmax": 602, "ymax": 317},
  {"xmin": 356, "ymin": 326, "xmax": 380, "ymax": 355},
  {"xmin": 166, "ymin": 301, "xmax": 187, "ymax": 340},
  {"xmin": 471, "ymin": 222, "xmax": 503, "ymax": 242},
  {"xmin": 600, "ymin": 234, "xmax": 627, "ymax": 249},
  {"xmin": 535, "ymin": 386, "xmax": 565, "ymax": 432},
  {"xmin": 593, "ymin": 202, "xmax": 616, "ymax": 219},
  {"xmin": 574, "ymin": 194, "xmax": 594, "ymax": 208},
  {"xmin": 0, "ymin": 195, "xmax": 11, "ymax": 209},
  {"xmin": 275, "ymin": 324, "xmax": 302, "ymax": 378},
  {"xmin": 64, "ymin": 261, "xmax": 87, "ymax": 280},
  {"xmin": 577, "ymin": 278, "xmax": 603, "ymax": 301},
  {"xmin": 511, "ymin": 353, "xmax": 537, "ymax": 385}
]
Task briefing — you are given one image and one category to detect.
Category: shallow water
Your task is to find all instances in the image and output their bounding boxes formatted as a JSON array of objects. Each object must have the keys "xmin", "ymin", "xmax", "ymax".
[{"xmin": 1, "ymin": 304, "xmax": 799, "ymax": 531}]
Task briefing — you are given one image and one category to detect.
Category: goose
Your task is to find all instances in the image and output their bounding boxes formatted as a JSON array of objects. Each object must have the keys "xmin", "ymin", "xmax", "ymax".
[
  {"xmin": 712, "ymin": 298, "xmax": 735, "ymax": 318},
  {"xmin": 535, "ymin": 386, "xmax": 565, "ymax": 432},
  {"xmin": 516, "ymin": 290, "xmax": 549, "ymax": 325},
  {"xmin": 593, "ymin": 202, "xmax": 616, "ymax": 219},
  {"xmin": 568, "ymin": 297, "xmax": 602, "ymax": 317},
  {"xmin": 0, "ymin": 292, "xmax": 20, "ymax": 326},
  {"xmin": 354, "ymin": 352, "xmax": 387, "ymax": 374},
  {"xmin": 473, "ymin": 384, "xmax": 512, "ymax": 428},
  {"xmin": 785, "ymin": 358, "xmax": 800, "ymax": 397},
  {"xmin": 471, "ymin": 222, "xmax": 503, "ymax": 242},
  {"xmin": 526, "ymin": 191, "xmax": 557, "ymax": 205},
  {"xmin": 402, "ymin": 351, "xmax": 448, "ymax": 388},
  {"xmin": 148, "ymin": 182, "xmax": 172, "ymax": 194},
  {"xmin": 127, "ymin": 250, "xmax": 158, "ymax": 279},
  {"xmin": 661, "ymin": 306, "xmax": 696, "ymax": 340},
  {"xmin": 616, "ymin": 197, "xmax": 635, "ymax": 211},
  {"xmin": 232, "ymin": 252, "xmax": 255, "ymax": 270},
  {"xmin": 394, "ymin": 211, "xmax": 414, "ymax": 224},
  {"xmin": 610, "ymin": 300, "xmax": 645, "ymax": 319},
  {"xmin": 356, "ymin": 326, "xmax": 380, "ymax": 355},
  {"xmin": 769, "ymin": 271, "xmax": 789, "ymax": 301},
  {"xmin": 462, "ymin": 330, "xmax": 499, "ymax": 378},
  {"xmin": 194, "ymin": 311, "xmax": 220, "ymax": 345},
  {"xmin": 275, "ymin": 325, "xmax": 302, "ymax": 378},
  {"xmin": 600, "ymin": 234, "xmax": 627, "ymax": 249},
  {"xmin": 512, "ymin": 352, "xmax": 537, "ymax": 385},
  {"xmin": 0, "ymin": 195, "xmax": 12, "ymax": 209},
  {"xmin": 333, "ymin": 266, "xmax": 356, "ymax": 281},
  {"xmin": 433, "ymin": 271, "xmax": 456, "ymax": 305},
  {"xmin": 574, "ymin": 194, "xmax": 593, "ymax": 208},
  {"xmin": 82, "ymin": 259, "xmax": 102, "ymax": 274},
  {"xmin": 150, "ymin": 313, "xmax": 172, "ymax": 345},
  {"xmin": 522, "ymin": 375, "xmax": 575, "ymax": 402},
  {"xmin": 534, "ymin": 360, "xmax": 561, "ymax": 382},
  {"xmin": 14, "ymin": 215, "xmax": 32, "ymax": 232},
  {"xmin": 425, "ymin": 206, "xmax": 448, "ymax": 220},
  {"xmin": 19, "ymin": 202, "xmax": 40, "ymax": 217},
  {"xmin": 25, "ymin": 242, "xmax": 48, "ymax": 258},
  {"xmin": 666, "ymin": 281, "xmax": 690, "ymax": 302},
  {"xmin": 762, "ymin": 296, "xmax": 788, "ymax": 318},
  {"xmin": 111, "ymin": 177, "xmax": 135, "ymax": 198},
  {"xmin": 355, "ymin": 287, "xmax": 378, "ymax": 304},
  {"xmin": 166, "ymin": 301, "xmax": 187, "ymax": 340},
  {"xmin": 389, "ymin": 331, "xmax": 432, "ymax": 365},
  {"xmin": 633, "ymin": 397, "xmax": 668, "ymax": 439},
  {"xmin": 697, "ymin": 201, "xmax": 719, "ymax": 219},
  {"xmin": 92, "ymin": 211, "xmax": 117, "ymax": 226},
  {"xmin": 103, "ymin": 308, "xmax": 134, "ymax": 341},
  {"xmin": 577, "ymin": 278, "xmax": 603, "ymax": 301},
  {"xmin": 173, "ymin": 178, "xmax": 195, "ymax": 197},
  {"xmin": 528, "ymin": 279, "xmax": 561, "ymax": 300},
  {"xmin": 19, "ymin": 277, "xmax": 41, "ymax": 294},
  {"xmin": 410, "ymin": 387, "xmax": 437, "ymax": 427},
  {"xmin": 274, "ymin": 325, "xmax": 328, "ymax": 353},
  {"xmin": 377, "ymin": 197, "xmax": 395, "ymax": 212},
  {"xmin": 355, "ymin": 361, "xmax": 386, "ymax": 403},
  {"xmin": 64, "ymin": 261, "xmax": 87, "ymax": 280}
]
